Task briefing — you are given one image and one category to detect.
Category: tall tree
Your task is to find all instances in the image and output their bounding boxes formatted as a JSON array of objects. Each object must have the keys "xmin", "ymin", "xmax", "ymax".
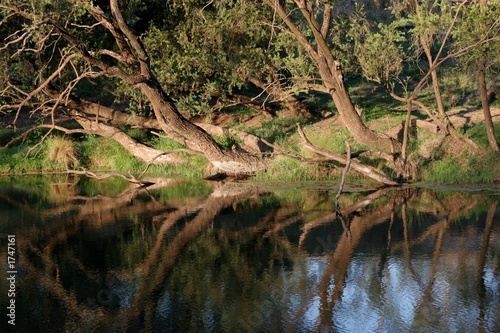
[
  {"xmin": 477, "ymin": 0, "xmax": 499, "ymax": 151},
  {"xmin": 450, "ymin": 0, "xmax": 500, "ymax": 151},
  {"xmin": 260, "ymin": 0, "xmax": 402, "ymax": 153},
  {"xmin": 0, "ymin": 0, "xmax": 267, "ymax": 175}
]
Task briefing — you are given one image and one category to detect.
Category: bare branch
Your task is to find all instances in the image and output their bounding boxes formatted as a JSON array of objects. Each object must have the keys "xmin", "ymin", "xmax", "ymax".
[
  {"xmin": 262, "ymin": 0, "xmax": 319, "ymax": 60},
  {"xmin": 10, "ymin": 53, "xmax": 79, "ymax": 125},
  {"xmin": 0, "ymin": 124, "xmax": 88, "ymax": 152},
  {"xmin": 297, "ymin": 124, "xmax": 398, "ymax": 185}
]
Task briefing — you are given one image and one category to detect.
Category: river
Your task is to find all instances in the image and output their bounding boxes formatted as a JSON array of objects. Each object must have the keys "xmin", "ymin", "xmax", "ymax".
[{"xmin": 0, "ymin": 175, "xmax": 498, "ymax": 332}]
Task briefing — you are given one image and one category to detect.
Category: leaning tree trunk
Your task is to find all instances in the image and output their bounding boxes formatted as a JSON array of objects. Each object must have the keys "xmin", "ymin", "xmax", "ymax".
[
  {"xmin": 263, "ymin": 0, "xmax": 401, "ymax": 154},
  {"xmin": 324, "ymin": 66, "xmax": 400, "ymax": 153},
  {"xmin": 138, "ymin": 80, "xmax": 267, "ymax": 174},
  {"xmin": 82, "ymin": 1, "xmax": 267, "ymax": 175}
]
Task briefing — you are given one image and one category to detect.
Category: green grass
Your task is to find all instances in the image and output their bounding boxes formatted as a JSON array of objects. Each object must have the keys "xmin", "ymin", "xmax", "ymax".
[
  {"xmin": 212, "ymin": 133, "xmax": 242, "ymax": 150},
  {"xmin": 150, "ymin": 136, "xmax": 186, "ymax": 151},
  {"xmin": 43, "ymin": 135, "xmax": 78, "ymax": 170},
  {"xmin": 0, "ymin": 145, "xmax": 48, "ymax": 174},
  {"xmin": 244, "ymin": 116, "xmax": 305, "ymax": 143},
  {"xmin": 255, "ymin": 156, "xmax": 316, "ymax": 181},
  {"xmin": 78, "ymin": 135, "xmax": 143, "ymax": 172},
  {"xmin": 463, "ymin": 122, "xmax": 500, "ymax": 148},
  {"xmin": 422, "ymin": 151, "xmax": 499, "ymax": 184}
]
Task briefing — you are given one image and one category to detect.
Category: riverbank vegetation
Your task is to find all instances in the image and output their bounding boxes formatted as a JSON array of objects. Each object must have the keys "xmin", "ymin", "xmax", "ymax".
[{"xmin": 0, "ymin": 0, "xmax": 499, "ymax": 184}]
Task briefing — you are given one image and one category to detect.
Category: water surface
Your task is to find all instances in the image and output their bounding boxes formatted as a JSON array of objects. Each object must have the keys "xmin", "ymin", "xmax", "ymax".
[{"xmin": 0, "ymin": 176, "xmax": 498, "ymax": 332}]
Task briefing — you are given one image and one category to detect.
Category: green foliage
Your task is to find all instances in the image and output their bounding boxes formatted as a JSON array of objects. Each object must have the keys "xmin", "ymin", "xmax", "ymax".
[
  {"xmin": 353, "ymin": 19, "xmax": 406, "ymax": 85},
  {"xmin": 452, "ymin": 2, "xmax": 500, "ymax": 71},
  {"xmin": 140, "ymin": 0, "xmax": 279, "ymax": 116}
]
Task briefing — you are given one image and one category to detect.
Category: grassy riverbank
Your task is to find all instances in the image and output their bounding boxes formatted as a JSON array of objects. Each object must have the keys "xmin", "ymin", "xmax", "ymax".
[{"xmin": 0, "ymin": 108, "xmax": 498, "ymax": 184}]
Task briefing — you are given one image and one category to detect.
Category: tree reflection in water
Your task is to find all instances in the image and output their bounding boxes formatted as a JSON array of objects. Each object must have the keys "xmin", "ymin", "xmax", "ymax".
[{"xmin": 0, "ymin": 176, "xmax": 498, "ymax": 333}]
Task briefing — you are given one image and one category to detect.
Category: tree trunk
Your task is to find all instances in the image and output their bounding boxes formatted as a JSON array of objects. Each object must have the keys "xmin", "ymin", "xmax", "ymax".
[
  {"xmin": 401, "ymin": 100, "xmax": 413, "ymax": 160},
  {"xmin": 63, "ymin": 94, "xmax": 272, "ymax": 155},
  {"xmin": 71, "ymin": 113, "xmax": 180, "ymax": 165},
  {"xmin": 421, "ymin": 37, "xmax": 452, "ymax": 135},
  {"xmin": 138, "ymin": 80, "xmax": 268, "ymax": 174},
  {"xmin": 478, "ymin": 64, "xmax": 499, "ymax": 151},
  {"xmin": 83, "ymin": 1, "xmax": 268, "ymax": 176},
  {"xmin": 325, "ymin": 70, "xmax": 401, "ymax": 153},
  {"xmin": 262, "ymin": 0, "xmax": 401, "ymax": 154},
  {"xmin": 478, "ymin": 0, "xmax": 499, "ymax": 152}
]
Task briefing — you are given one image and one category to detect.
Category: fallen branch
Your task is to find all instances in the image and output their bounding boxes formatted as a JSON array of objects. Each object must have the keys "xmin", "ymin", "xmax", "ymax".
[{"xmin": 297, "ymin": 124, "xmax": 398, "ymax": 186}]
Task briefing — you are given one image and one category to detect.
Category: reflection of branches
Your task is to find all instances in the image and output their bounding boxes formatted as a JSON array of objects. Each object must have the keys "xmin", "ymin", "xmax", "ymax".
[
  {"xmin": 8, "ymin": 179, "xmax": 496, "ymax": 331},
  {"xmin": 262, "ymin": 207, "xmax": 304, "ymax": 238},
  {"xmin": 111, "ymin": 185, "xmax": 263, "ymax": 332},
  {"xmin": 335, "ymin": 141, "xmax": 352, "ymax": 238},
  {"xmin": 378, "ymin": 209, "xmax": 395, "ymax": 278},
  {"xmin": 402, "ymin": 203, "xmax": 424, "ymax": 288},
  {"xmin": 7, "ymin": 179, "xmax": 179, "ymax": 222},
  {"xmin": 413, "ymin": 218, "xmax": 447, "ymax": 322},
  {"xmin": 18, "ymin": 249, "xmax": 84, "ymax": 319},
  {"xmin": 6, "ymin": 177, "xmax": 184, "ymax": 315},
  {"xmin": 66, "ymin": 169, "xmax": 155, "ymax": 186},
  {"xmin": 478, "ymin": 201, "xmax": 497, "ymax": 332},
  {"xmin": 317, "ymin": 196, "xmax": 397, "ymax": 330},
  {"xmin": 391, "ymin": 194, "xmax": 482, "ymax": 253},
  {"xmin": 299, "ymin": 187, "xmax": 395, "ymax": 247}
]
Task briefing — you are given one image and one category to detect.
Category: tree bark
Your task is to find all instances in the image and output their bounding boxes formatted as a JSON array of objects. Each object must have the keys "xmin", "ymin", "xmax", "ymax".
[
  {"xmin": 478, "ymin": 0, "xmax": 499, "ymax": 152},
  {"xmin": 262, "ymin": 0, "xmax": 401, "ymax": 154},
  {"xmin": 71, "ymin": 113, "xmax": 180, "ymax": 165},
  {"xmin": 63, "ymin": 94, "xmax": 272, "ymax": 155},
  {"xmin": 478, "ymin": 64, "xmax": 499, "ymax": 151},
  {"xmin": 137, "ymin": 81, "xmax": 268, "ymax": 174},
  {"xmin": 83, "ymin": 1, "xmax": 268, "ymax": 175}
]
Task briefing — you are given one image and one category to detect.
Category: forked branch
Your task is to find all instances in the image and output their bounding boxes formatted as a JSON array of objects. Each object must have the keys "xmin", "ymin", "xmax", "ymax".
[{"xmin": 297, "ymin": 125, "xmax": 398, "ymax": 185}]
